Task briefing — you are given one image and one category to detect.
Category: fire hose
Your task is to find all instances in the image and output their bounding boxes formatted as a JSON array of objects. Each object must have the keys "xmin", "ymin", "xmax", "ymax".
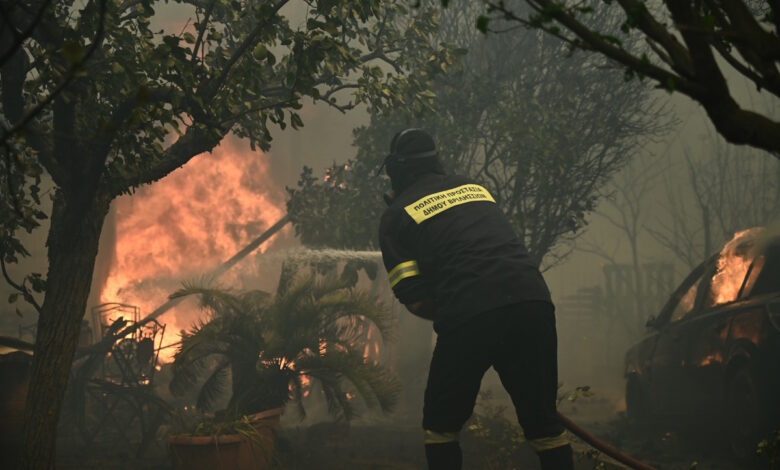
[{"xmin": 557, "ymin": 412, "xmax": 656, "ymax": 470}]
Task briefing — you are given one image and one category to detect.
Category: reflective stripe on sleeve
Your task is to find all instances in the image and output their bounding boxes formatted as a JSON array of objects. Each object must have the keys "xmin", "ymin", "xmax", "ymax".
[
  {"xmin": 388, "ymin": 260, "xmax": 420, "ymax": 288},
  {"xmin": 424, "ymin": 429, "xmax": 459, "ymax": 445},
  {"xmin": 528, "ymin": 431, "xmax": 569, "ymax": 452}
]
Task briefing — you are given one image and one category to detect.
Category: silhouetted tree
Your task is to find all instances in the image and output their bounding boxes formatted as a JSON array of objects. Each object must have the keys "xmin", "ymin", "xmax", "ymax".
[
  {"xmin": 649, "ymin": 130, "xmax": 780, "ymax": 269},
  {"xmin": 477, "ymin": 0, "xmax": 780, "ymax": 157},
  {"xmin": 0, "ymin": 1, "xmax": 450, "ymax": 467},
  {"xmin": 289, "ymin": 1, "xmax": 672, "ymax": 268}
]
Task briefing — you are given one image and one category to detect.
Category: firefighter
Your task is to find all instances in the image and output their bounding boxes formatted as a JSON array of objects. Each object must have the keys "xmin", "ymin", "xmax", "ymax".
[{"xmin": 378, "ymin": 129, "xmax": 574, "ymax": 470}]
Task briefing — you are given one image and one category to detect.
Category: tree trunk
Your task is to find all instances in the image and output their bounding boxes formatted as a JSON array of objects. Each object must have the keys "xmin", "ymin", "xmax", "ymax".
[{"xmin": 19, "ymin": 190, "xmax": 110, "ymax": 469}]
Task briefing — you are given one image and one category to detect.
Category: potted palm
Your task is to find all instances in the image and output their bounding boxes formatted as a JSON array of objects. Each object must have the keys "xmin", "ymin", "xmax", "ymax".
[{"xmin": 167, "ymin": 263, "xmax": 399, "ymax": 469}]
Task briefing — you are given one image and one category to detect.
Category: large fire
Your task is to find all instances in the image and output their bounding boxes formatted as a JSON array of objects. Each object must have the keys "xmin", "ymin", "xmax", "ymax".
[
  {"xmin": 98, "ymin": 137, "xmax": 287, "ymax": 361},
  {"xmin": 709, "ymin": 227, "xmax": 763, "ymax": 306}
]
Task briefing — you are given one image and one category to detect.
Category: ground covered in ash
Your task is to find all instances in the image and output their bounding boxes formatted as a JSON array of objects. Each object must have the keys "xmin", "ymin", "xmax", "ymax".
[
  {"xmin": 54, "ymin": 423, "xmax": 751, "ymax": 470},
  {"xmin": 55, "ymin": 385, "xmax": 763, "ymax": 469}
]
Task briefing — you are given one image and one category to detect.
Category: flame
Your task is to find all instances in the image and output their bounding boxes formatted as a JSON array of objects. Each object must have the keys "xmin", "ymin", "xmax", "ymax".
[
  {"xmin": 362, "ymin": 324, "xmax": 383, "ymax": 362},
  {"xmin": 710, "ymin": 228, "xmax": 763, "ymax": 305},
  {"xmin": 697, "ymin": 352, "xmax": 723, "ymax": 367},
  {"xmin": 99, "ymin": 137, "xmax": 286, "ymax": 361}
]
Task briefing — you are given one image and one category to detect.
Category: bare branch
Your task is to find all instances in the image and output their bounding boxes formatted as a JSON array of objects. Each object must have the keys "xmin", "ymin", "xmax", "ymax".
[
  {"xmin": 487, "ymin": 0, "xmax": 702, "ymax": 95},
  {"xmin": 614, "ymin": 0, "xmax": 694, "ymax": 77}
]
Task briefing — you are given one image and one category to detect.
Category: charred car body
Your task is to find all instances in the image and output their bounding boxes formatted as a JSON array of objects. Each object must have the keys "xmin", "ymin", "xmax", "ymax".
[{"xmin": 625, "ymin": 229, "xmax": 780, "ymax": 454}]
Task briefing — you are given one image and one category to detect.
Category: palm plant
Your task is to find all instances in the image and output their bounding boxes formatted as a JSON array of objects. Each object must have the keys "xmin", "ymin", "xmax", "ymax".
[{"xmin": 168, "ymin": 263, "xmax": 399, "ymax": 421}]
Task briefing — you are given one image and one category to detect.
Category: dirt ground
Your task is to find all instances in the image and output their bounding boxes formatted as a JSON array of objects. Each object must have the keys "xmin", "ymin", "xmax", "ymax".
[
  {"xmin": 53, "ymin": 381, "xmax": 770, "ymax": 469},
  {"xmin": 55, "ymin": 417, "xmax": 763, "ymax": 470}
]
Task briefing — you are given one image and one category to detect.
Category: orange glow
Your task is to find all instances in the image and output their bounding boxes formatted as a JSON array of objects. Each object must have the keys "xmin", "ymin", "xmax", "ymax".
[
  {"xmin": 730, "ymin": 315, "xmax": 762, "ymax": 345},
  {"xmin": 284, "ymin": 360, "xmax": 311, "ymax": 398},
  {"xmin": 300, "ymin": 374, "xmax": 311, "ymax": 398},
  {"xmin": 697, "ymin": 352, "xmax": 723, "ymax": 367},
  {"xmin": 362, "ymin": 325, "xmax": 382, "ymax": 362},
  {"xmin": 99, "ymin": 138, "xmax": 286, "ymax": 361},
  {"xmin": 710, "ymin": 228, "xmax": 762, "ymax": 306}
]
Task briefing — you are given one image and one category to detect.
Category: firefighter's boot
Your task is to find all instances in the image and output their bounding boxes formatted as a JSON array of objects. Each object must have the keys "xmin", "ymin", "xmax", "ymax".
[
  {"xmin": 424, "ymin": 442, "xmax": 462, "ymax": 470},
  {"xmin": 537, "ymin": 443, "xmax": 574, "ymax": 470}
]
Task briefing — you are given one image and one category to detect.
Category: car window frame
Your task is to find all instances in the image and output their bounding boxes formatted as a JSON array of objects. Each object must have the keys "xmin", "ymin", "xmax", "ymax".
[
  {"xmin": 739, "ymin": 240, "xmax": 780, "ymax": 300},
  {"xmin": 737, "ymin": 254, "xmax": 765, "ymax": 300},
  {"xmin": 655, "ymin": 256, "xmax": 715, "ymax": 327}
]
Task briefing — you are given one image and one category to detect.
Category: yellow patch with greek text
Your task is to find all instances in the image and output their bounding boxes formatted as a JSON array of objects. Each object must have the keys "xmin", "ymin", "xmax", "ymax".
[{"xmin": 404, "ymin": 184, "xmax": 495, "ymax": 224}]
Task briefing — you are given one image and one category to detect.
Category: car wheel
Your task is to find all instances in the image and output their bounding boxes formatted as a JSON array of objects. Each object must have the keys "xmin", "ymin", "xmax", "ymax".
[
  {"xmin": 726, "ymin": 366, "xmax": 768, "ymax": 460},
  {"xmin": 625, "ymin": 376, "xmax": 650, "ymax": 425}
]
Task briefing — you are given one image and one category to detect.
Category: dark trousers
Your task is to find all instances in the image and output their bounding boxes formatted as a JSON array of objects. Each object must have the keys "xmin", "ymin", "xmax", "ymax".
[{"xmin": 423, "ymin": 301, "xmax": 573, "ymax": 470}]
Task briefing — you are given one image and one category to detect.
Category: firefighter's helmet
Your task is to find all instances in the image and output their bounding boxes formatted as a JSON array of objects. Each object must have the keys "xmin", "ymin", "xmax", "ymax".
[{"xmin": 379, "ymin": 128, "xmax": 443, "ymax": 191}]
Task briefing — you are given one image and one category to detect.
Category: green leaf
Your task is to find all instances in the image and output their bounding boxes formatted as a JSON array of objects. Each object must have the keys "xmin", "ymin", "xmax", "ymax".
[
  {"xmin": 62, "ymin": 41, "xmax": 83, "ymax": 65},
  {"xmin": 252, "ymin": 44, "xmax": 268, "ymax": 60},
  {"xmin": 476, "ymin": 16, "xmax": 490, "ymax": 34},
  {"xmin": 664, "ymin": 76, "xmax": 676, "ymax": 92},
  {"xmin": 290, "ymin": 113, "xmax": 304, "ymax": 129},
  {"xmin": 602, "ymin": 34, "xmax": 622, "ymax": 46}
]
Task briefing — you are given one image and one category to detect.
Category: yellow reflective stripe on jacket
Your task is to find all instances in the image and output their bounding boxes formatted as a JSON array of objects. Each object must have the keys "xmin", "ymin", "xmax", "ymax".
[
  {"xmin": 528, "ymin": 431, "xmax": 569, "ymax": 452},
  {"xmin": 424, "ymin": 429, "xmax": 459, "ymax": 444},
  {"xmin": 404, "ymin": 184, "xmax": 495, "ymax": 224},
  {"xmin": 388, "ymin": 260, "xmax": 420, "ymax": 288}
]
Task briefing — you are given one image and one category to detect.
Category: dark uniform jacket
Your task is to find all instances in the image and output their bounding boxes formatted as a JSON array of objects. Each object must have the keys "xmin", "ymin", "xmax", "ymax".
[{"xmin": 379, "ymin": 173, "xmax": 551, "ymax": 334}]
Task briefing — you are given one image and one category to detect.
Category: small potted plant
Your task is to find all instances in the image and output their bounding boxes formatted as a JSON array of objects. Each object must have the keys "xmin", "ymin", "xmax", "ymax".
[
  {"xmin": 167, "ymin": 264, "xmax": 399, "ymax": 469},
  {"xmin": 168, "ymin": 409, "xmax": 278, "ymax": 470}
]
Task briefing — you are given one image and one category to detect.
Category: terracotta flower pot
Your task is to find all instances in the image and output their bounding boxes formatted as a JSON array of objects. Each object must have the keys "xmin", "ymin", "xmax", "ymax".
[{"xmin": 169, "ymin": 407, "xmax": 282, "ymax": 470}]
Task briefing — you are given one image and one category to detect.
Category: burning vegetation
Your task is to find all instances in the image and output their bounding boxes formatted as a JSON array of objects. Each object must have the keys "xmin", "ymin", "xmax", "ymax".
[{"xmin": 98, "ymin": 138, "xmax": 286, "ymax": 361}]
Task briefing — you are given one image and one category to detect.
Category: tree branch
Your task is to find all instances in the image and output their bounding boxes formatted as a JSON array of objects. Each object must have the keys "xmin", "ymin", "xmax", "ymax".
[
  {"xmin": 0, "ymin": 258, "xmax": 42, "ymax": 314},
  {"xmin": 498, "ymin": 0, "xmax": 780, "ymax": 157},
  {"xmin": 90, "ymin": 86, "xmax": 182, "ymax": 175},
  {"xmin": 115, "ymin": 121, "xmax": 226, "ymax": 194},
  {"xmin": 191, "ymin": 0, "xmax": 217, "ymax": 64},
  {"xmin": 197, "ymin": 0, "xmax": 290, "ymax": 101},
  {"xmin": 519, "ymin": 0, "xmax": 703, "ymax": 95},
  {"xmin": 0, "ymin": 0, "xmax": 53, "ymax": 68},
  {"xmin": 0, "ymin": 0, "xmax": 108, "ymax": 147},
  {"xmin": 614, "ymin": 0, "xmax": 695, "ymax": 77},
  {"xmin": 665, "ymin": 0, "xmax": 780, "ymax": 156},
  {"xmin": 360, "ymin": 49, "xmax": 403, "ymax": 74}
]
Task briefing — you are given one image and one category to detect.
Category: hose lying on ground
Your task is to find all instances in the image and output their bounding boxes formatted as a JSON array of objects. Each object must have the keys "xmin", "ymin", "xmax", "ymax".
[{"xmin": 558, "ymin": 412, "xmax": 656, "ymax": 470}]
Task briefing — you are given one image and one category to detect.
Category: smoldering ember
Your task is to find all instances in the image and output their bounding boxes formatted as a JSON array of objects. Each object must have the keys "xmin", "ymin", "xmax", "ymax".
[{"xmin": 1, "ymin": 1, "xmax": 779, "ymax": 470}]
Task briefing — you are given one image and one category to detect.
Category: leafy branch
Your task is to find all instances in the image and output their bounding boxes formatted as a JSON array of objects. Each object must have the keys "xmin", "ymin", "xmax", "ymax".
[
  {"xmin": 0, "ymin": 0, "xmax": 108, "ymax": 147},
  {"xmin": 0, "ymin": 257, "xmax": 42, "ymax": 314}
]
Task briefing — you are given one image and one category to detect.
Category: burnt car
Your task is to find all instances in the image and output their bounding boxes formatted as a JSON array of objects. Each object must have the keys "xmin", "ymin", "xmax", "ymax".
[{"xmin": 625, "ymin": 229, "xmax": 780, "ymax": 455}]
